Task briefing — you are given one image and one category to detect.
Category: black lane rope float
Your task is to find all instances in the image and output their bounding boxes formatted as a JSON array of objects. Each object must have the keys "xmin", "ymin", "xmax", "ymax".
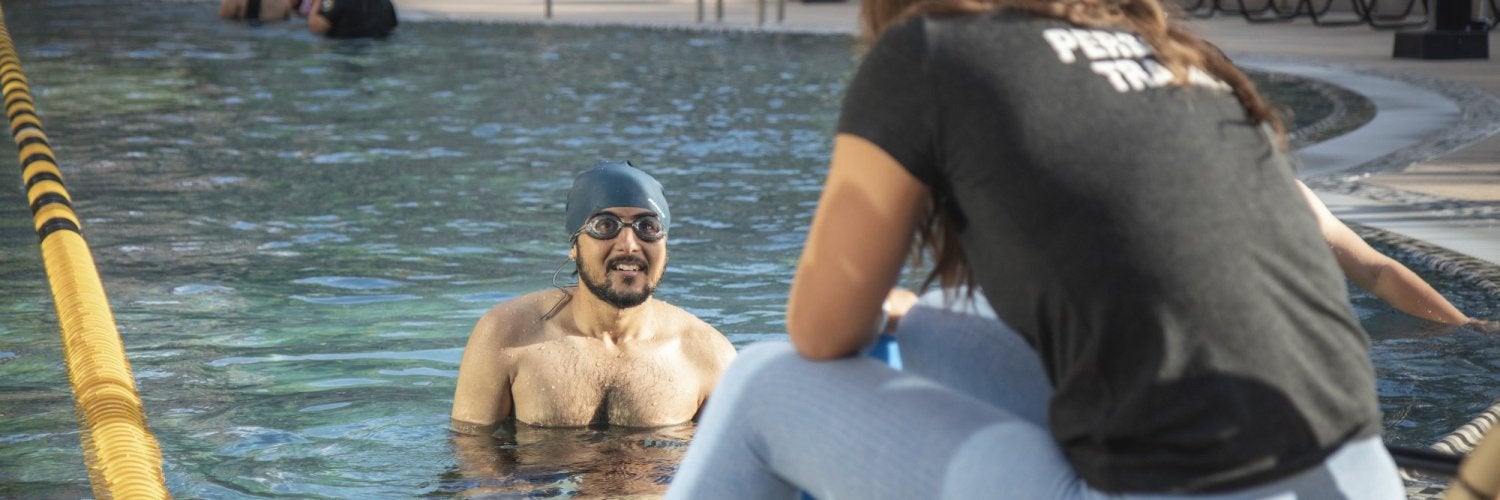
[{"xmin": 0, "ymin": 4, "xmax": 170, "ymax": 499}]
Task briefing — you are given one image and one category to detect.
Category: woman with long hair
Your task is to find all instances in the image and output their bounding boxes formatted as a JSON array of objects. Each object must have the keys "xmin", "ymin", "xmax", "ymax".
[{"xmin": 665, "ymin": 0, "xmax": 1405, "ymax": 496}]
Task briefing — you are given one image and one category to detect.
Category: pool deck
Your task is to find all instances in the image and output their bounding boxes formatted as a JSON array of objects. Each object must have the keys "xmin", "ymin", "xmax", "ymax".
[{"xmin": 396, "ymin": 0, "xmax": 1500, "ymax": 273}]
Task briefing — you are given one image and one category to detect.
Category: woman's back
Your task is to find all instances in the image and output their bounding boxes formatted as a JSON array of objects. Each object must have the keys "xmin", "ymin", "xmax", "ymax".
[{"xmin": 837, "ymin": 12, "xmax": 1382, "ymax": 492}]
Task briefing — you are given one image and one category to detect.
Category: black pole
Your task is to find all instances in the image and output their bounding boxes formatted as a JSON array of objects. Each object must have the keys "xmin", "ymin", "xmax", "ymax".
[
  {"xmin": 1388, "ymin": 445, "xmax": 1464, "ymax": 477},
  {"xmin": 1393, "ymin": 0, "xmax": 1489, "ymax": 59}
]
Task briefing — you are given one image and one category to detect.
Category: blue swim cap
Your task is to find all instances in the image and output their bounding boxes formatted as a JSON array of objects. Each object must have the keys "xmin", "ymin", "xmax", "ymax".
[{"xmin": 565, "ymin": 161, "xmax": 671, "ymax": 237}]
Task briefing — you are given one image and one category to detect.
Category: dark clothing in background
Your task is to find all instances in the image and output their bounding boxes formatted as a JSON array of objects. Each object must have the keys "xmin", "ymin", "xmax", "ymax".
[{"xmin": 319, "ymin": 0, "xmax": 398, "ymax": 38}]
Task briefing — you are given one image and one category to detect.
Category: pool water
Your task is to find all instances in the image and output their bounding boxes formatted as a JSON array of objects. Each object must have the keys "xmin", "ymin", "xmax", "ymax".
[{"xmin": 0, "ymin": 0, "xmax": 1495, "ymax": 497}]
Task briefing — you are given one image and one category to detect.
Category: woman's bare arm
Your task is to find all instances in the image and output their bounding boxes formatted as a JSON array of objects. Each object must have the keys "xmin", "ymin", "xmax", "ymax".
[
  {"xmin": 788, "ymin": 134, "xmax": 929, "ymax": 359},
  {"xmin": 1298, "ymin": 180, "xmax": 1469, "ymax": 325}
]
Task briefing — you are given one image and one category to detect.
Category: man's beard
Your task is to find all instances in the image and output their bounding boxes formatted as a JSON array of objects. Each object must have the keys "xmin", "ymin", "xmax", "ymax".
[{"xmin": 578, "ymin": 257, "xmax": 657, "ymax": 309}]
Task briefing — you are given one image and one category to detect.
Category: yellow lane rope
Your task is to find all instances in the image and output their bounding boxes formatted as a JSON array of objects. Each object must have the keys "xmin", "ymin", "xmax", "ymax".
[{"xmin": 0, "ymin": 5, "xmax": 169, "ymax": 499}]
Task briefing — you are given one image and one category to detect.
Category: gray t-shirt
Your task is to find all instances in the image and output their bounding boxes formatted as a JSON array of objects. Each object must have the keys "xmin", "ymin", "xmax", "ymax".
[{"xmin": 837, "ymin": 13, "xmax": 1382, "ymax": 493}]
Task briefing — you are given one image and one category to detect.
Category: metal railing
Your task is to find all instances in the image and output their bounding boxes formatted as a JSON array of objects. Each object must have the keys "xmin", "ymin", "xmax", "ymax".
[
  {"xmin": 540, "ymin": 0, "xmax": 801, "ymax": 26},
  {"xmin": 1183, "ymin": 0, "xmax": 1497, "ymax": 29}
]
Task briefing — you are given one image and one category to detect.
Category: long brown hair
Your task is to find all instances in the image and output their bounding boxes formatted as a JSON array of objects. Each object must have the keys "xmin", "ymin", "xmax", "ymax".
[{"xmin": 866, "ymin": 0, "xmax": 1288, "ymax": 295}]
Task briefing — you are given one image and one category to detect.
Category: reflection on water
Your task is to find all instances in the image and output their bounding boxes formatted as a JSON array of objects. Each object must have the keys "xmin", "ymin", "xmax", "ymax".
[
  {"xmin": 445, "ymin": 424, "xmax": 694, "ymax": 497},
  {"xmin": 0, "ymin": 0, "xmax": 1495, "ymax": 497}
]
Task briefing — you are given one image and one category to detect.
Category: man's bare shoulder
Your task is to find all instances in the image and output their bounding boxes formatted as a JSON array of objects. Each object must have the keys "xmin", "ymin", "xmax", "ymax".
[
  {"xmin": 650, "ymin": 300, "xmax": 735, "ymax": 365},
  {"xmin": 471, "ymin": 289, "xmax": 570, "ymax": 348},
  {"xmin": 648, "ymin": 299, "xmax": 718, "ymax": 335}
]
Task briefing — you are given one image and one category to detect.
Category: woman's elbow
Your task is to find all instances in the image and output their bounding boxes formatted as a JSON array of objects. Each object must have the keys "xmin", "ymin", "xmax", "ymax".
[
  {"xmin": 787, "ymin": 315, "xmax": 863, "ymax": 360},
  {"xmin": 792, "ymin": 340, "xmax": 858, "ymax": 360}
]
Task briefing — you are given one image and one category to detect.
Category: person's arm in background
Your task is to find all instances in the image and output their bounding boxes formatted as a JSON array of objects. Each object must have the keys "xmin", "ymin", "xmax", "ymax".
[
  {"xmin": 307, "ymin": 0, "xmax": 331, "ymax": 34},
  {"xmin": 788, "ymin": 134, "xmax": 928, "ymax": 359},
  {"xmin": 219, "ymin": 0, "xmax": 244, "ymax": 19},
  {"xmin": 1297, "ymin": 180, "xmax": 1471, "ymax": 325}
]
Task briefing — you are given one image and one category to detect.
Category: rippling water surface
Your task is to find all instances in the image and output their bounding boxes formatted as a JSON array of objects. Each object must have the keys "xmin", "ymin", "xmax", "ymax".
[{"xmin": 0, "ymin": 0, "xmax": 1495, "ymax": 497}]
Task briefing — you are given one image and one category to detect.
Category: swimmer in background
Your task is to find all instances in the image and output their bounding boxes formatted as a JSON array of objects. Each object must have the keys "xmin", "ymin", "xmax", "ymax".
[{"xmin": 219, "ymin": 0, "xmax": 299, "ymax": 24}]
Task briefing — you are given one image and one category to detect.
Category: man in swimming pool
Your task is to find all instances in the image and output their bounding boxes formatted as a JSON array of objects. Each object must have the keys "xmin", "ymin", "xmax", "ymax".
[{"xmin": 450, "ymin": 161, "xmax": 736, "ymax": 433}]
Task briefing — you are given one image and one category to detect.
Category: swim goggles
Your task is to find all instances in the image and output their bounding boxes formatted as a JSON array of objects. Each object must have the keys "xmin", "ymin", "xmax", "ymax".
[{"xmin": 577, "ymin": 213, "xmax": 666, "ymax": 242}]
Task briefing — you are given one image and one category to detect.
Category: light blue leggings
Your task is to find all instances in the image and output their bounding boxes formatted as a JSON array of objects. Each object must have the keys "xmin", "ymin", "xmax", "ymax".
[{"xmin": 667, "ymin": 292, "xmax": 1404, "ymax": 499}]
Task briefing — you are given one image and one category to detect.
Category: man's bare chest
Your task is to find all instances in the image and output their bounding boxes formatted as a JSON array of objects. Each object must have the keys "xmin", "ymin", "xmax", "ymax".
[{"xmin": 509, "ymin": 342, "xmax": 702, "ymax": 427}]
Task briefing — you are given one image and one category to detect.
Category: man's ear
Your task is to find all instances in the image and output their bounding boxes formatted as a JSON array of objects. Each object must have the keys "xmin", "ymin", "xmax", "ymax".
[{"xmin": 568, "ymin": 247, "xmax": 577, "ymax": 260}]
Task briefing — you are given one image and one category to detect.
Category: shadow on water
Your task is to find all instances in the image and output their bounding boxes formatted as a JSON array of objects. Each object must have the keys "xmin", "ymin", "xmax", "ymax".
[{"xmin": 0, "ymin": 0, "xmax": 1495, "ymax": 497}]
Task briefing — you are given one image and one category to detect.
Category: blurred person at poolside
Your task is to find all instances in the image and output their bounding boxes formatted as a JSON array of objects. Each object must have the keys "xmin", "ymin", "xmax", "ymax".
[
  {"xmin": 219, "ymin": 0, "xmax": 298, "ymax": 24},
  {"xmin": 666, "ymin": 0, "xmax": 1412, "ymax": 496},
  {"xmin": 307, "ymin": 0, "xmax": 398, "ymax": 38},
  {"xmin": 451, "ymin": 161, "xmax": 735, "ymax": 436}
]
